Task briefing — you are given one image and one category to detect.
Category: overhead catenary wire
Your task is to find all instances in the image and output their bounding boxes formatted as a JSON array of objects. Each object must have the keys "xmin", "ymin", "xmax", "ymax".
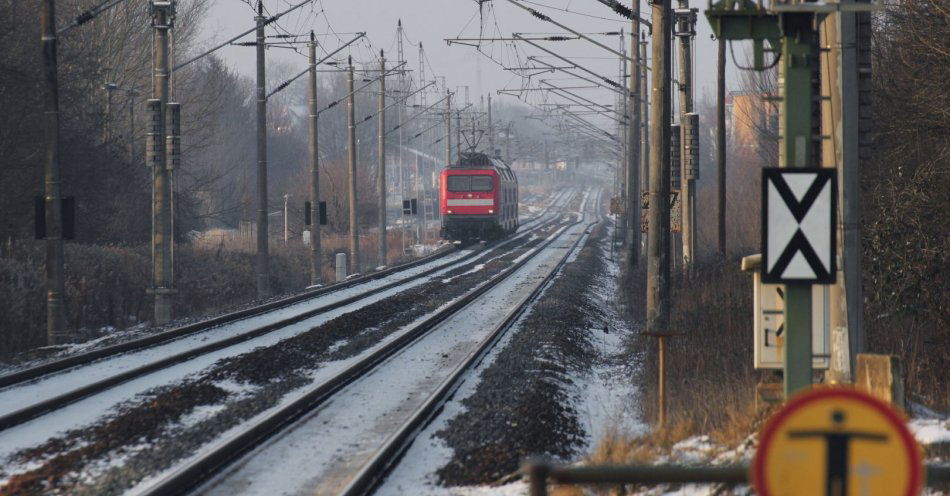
[
  {"xmin": 316, "ymin": 61, "xmax": 408, "ymax": 116},
  {"xmin": 266, "ymin": 32, "xmax": 366, "ymax": 99},
  {"xmin": 173, "ymin": 0, "xmax": 316, "ymax": 72}
]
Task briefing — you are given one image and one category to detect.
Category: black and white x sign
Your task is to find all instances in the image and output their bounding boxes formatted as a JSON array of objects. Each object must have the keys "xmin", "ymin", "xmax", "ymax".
[{"xmin": 761, "ymin": 168, "xmax": 837, "ymax": 284}]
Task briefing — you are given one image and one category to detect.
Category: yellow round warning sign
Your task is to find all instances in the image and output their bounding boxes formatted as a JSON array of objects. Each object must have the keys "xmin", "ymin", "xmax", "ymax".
[{"xmin": 753, "ymin": 387, "xmax": 923, "ymax": 496}]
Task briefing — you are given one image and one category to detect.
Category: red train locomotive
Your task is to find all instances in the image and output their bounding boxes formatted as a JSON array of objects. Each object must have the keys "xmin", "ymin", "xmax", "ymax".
[{"xmin": 440, "ymin": 152, "xmax": 519, "ymax": 241}]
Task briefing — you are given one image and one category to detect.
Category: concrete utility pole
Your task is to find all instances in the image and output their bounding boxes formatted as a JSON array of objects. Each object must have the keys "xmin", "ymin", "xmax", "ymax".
[
  {"xmin": 308, "ymin": 32, "xmax": 321, "ymax": 285},
  {"xmin": 627, "ymin": 0, "xmax": 642, "ymax": 266},
  {"xmin": 620, "ymin": 29, "xmax": 629, "ymax": 223},
  {"xmin": 676, "ymin": 1, "xmax": 697, "ymax": 268},
  {"xmin": 647, "ymin": 0, "xmax": 672, "ymax": 334},
  {"xmin": 103, "ymin": 85, "xmax": 113, "ymax": 143},
  {"xmin": 841, "ymin": 1, "xmax": 870, "ymax": 371},
  {"xmin": 716, "ymin": 37, "xmax": 726, "ymax": 257},
  {"xmin": 445, "ymin": 90, "xmax": 453, "ymax": 166},
  {"xmin": 646, "ymin": 0, "xmax": 673, "ymax": 428},
  {"xmin": 505, "ymin": 123, "xmax": 512, "ymax": 163},
  {"xmin": 149, "ymin": 1, "xmax": 175, "ymax": 325},
  {"xmin": 488, "ymin": 93, "xmax": 494, "ymax": 155},
  {"xmin": 639, "ymin": 34, "xmax": 650, "ymax": 256},
  {"xmin": 456, "ymin": 106, "xmax": 462, "ymax": 158},
  {"xmin": 254, "ymin": 1, "xmax": 270, "ymax": 298},
  {"xmin": 346, "ymin": 56, "xmax": 359, "ymax": 273},
  {"xmin": 377, "ymin": 51, "xmax": 387, "ymax": 267},
  {"xmin": 126, "ymin": 90, "xmax": 137, "ymax": 164},
  {"xmin": 822, "ymin": 3, "xmax": 868, "ymax": 381},
  {"xmin": 283, "ymin": 194, "xmax": 290, "ymax": 244},
  {"xmin": 40, "ymin": 0, "xmax": 66, "ymax": 343}
]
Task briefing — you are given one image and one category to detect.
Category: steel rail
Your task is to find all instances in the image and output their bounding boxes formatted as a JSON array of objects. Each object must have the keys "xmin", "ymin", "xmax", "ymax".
[
  {"xmin": 0, "ymin": 204, "xmax": 569, "ymax": 432},
  {"xmin": 0, "ymin": 248, "xmax": 450, "ymax": 389},
  {"xmin": 138, "ymin": 197, "xmax": 588, "ymax": 496},
  {"xmin": 0, "ymin": 188, "xmax": 570, "ymax": 394},
  {"xmin": 340, "ymin": 190, "xmax": 604, "ymax": 496}
]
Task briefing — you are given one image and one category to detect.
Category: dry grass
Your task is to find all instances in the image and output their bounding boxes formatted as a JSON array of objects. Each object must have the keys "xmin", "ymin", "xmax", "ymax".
[
  {"xmin": 627, "ymin": 259, "xmax": 766, "ymax": 446},
  {"xmin": 0, "ymin": 227, "xmax": 443, "ymax": 357}
]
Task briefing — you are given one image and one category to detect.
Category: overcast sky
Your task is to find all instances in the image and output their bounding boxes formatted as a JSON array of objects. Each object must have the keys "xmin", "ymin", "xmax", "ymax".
[{"xmin": 201, "ymin": 0, "xmax": 738, "ymax": 130}]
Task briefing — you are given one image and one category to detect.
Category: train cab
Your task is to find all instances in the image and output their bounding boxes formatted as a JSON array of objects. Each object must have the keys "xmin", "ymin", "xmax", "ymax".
[{"xmin": 440, "ymin": 152, "xmax": 519, "ymax": 241}]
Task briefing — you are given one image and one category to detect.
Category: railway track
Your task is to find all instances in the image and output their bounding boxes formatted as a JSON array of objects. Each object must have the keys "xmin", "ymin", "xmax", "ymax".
[
  {"xmin": 136, "ymin": 188, "xmax": 602, "ymax": 496},
  {"xmin": 340, "ymin": 192, "xmax": 604, "ymax": 496},
  {"xmin": 0, "ymin": 187, "xmax": 572, "ymax": 392},
  {"xmin": 0, "ymin": 192, "xmax": 576, "ymax": 435}
]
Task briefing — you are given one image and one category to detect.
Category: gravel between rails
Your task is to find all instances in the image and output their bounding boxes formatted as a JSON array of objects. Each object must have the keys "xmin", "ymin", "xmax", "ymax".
[
  {"xmin": 0, "ymin": 221, "xmax": 566, "ymax": 496},
  {"xmin": 435, "ymin": 222, "xmax": 611, "ymax": 486}
]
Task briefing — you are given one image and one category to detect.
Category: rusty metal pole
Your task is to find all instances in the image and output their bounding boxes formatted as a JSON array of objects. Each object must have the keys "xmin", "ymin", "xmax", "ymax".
[
  {"xmin": 377, "ymin": 51, "xmax": 387, "ymax": 267},
  {"xmin": 347, "ymin": 57, "xmax": 359, "ymax": 273},
  {"xmin": 40, "ymin": 0, "xmax": 66, "ymax": 344},
  {"xmin": 308, "ymin": 32, "xmax": 322, "ymax": 285},
  {"xmin": 647, "ymin": 0, "xmax": 672, "ymax": 335},
  {"xmin": 529, "ymin": 464, "xmax": 550, "ymax": 496},
  {"xmin": 255, "ymin": 1, "xmax": 270, "ymax": 297}
]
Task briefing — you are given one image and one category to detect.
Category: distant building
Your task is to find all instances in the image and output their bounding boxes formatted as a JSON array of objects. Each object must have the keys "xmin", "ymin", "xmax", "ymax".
[{"xmin": 729, "ymin": 91, "xmax": 777, "ymax": 149}]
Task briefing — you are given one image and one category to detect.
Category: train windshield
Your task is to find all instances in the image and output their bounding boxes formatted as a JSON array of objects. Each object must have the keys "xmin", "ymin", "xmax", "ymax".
[{"xmin": 447, "ymin": 175, "xmax": 493, "ymax": 192}]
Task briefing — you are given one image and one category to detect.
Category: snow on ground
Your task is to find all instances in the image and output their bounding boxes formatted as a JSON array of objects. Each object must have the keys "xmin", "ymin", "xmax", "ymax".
[
  {"xmin": 0, "ymin": 247, "xmax": 505, "ymax": 465},
  {"xmin": 197, "ymin": 217, "xmax": 591, "ymax": 496},
  {"xmin": 377, "ymin": 213, "xmax": 596, "ymax": 496},
  {"xmin": 912, "ymin": 418, "xmax": 950, "ymax": 446},
  {"xmin": 572, "ymin": 223, "xmax": 645, "ymax": 450}
]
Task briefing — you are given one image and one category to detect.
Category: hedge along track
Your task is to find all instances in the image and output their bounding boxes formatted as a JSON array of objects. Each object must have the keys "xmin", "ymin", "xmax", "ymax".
[
  {"xmin": 135, "ymin": 189, "xmax": 596, "ymax": 496},
  {"xmin": 339, "ymin": 189, "xmax": 604, "ymax": 496},
  {"xmin": 0, "ymin": 190, "xmax": 576, "ymax": 432}
]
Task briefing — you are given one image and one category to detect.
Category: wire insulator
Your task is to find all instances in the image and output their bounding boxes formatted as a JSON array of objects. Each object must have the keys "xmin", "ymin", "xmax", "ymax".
[
  {"xmin": 75, "ymin": 10, "xmax": 96, "ymax": 25},
  {"xmin": 612, "ymin": 2, "xmax": 634, "ymax": 19},
  {"xmin": 529, "ymin": 9, "xmax": 550, "ymax": 21}
]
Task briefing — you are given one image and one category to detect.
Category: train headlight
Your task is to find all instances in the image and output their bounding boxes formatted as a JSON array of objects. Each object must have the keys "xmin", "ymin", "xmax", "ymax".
[
  {"xmin": 489, "ymin": 209, "xmax": 494, "ymax": 214},
  {"xmin": 447, "ymin": 210, "xmax": 453, "ymax": 214}
]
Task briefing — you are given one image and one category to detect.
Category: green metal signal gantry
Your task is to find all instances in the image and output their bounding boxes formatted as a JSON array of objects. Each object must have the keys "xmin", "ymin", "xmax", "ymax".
[{"xmin": 704, "ymin": 0, "xmax": 875, "ymax": 397}]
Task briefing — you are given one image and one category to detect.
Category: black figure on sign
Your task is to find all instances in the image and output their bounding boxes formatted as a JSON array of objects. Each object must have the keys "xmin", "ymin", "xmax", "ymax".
[{"xmin": 787, "ymin": 410, "xmax": 887, "ymax": 496}]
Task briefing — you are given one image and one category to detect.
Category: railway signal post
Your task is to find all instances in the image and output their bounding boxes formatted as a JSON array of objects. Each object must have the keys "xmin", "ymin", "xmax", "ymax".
[{"xmin": 707, "ymin": 0, "xmax": 874, "ymax": 396}]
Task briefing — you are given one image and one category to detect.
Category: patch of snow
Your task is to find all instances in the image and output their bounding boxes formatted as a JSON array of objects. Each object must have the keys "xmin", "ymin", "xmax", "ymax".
[
  {"xmin": 441, "ymin": 264, "xmax": 486, "ymax": 284},
  {"xmin": 177, "ymin": 404, "xmax": 228, "ymax": 429},
  {"xmin": 670, "ymin": 436, "xmax": 718, "ymax": 464},
  {"xmin": 910, "ymin": 418, "xmax": 950, "ymax": 446}
]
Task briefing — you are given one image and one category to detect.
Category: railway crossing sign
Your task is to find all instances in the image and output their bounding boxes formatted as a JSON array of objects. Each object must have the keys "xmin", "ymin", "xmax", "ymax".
[
  {"xmin": 753, "ymin": 388, "xmax": 923, "ymax": 496},
  {"xmin": 762, "ymin": 168, "xmax": 837, "ymax": 284}
]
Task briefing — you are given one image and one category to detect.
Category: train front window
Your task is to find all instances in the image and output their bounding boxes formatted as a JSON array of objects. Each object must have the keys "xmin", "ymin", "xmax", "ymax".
[
  {"xmin": 471, "ymin": 176, "xmax": 493, "ymax": 192},
  {"xmin": 447, "ymin": 176, "xmax": 471, "ymax": 192}
]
